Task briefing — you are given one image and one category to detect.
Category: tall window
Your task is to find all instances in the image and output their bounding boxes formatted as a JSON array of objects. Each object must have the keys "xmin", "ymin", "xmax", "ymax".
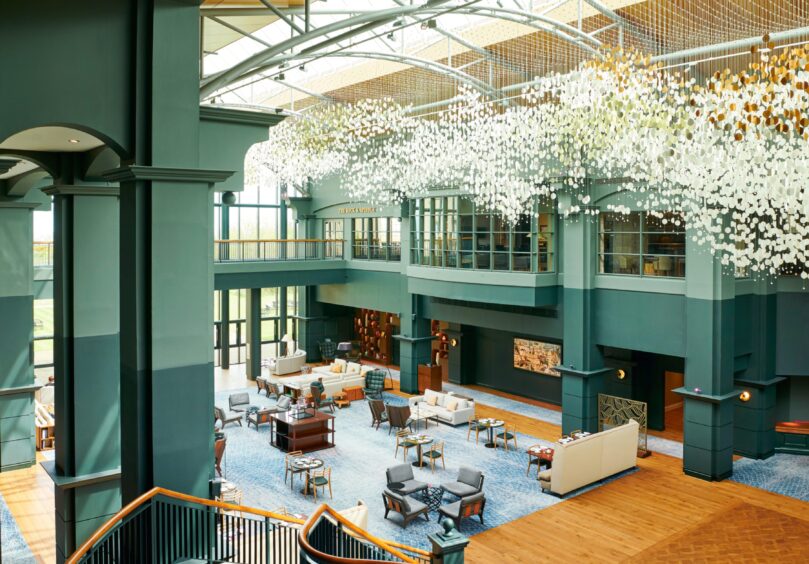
[
  {"xmin": 215, "ymin": 183, "xmax": 283, "ymax": 241},
  {"xmin": 410, "ymin": 196, "xmax": 554, "ymax": 272},
  {"xmin": 323, "ymin": 219, "xmax": 344, "ymax": 258},
  {"xmin": 599, "ymin": 211, "xmax": 685, "ymax": 277},
  {"xmin": 352, "ymin": 217, "xmax": 401, "ymax": 261}
]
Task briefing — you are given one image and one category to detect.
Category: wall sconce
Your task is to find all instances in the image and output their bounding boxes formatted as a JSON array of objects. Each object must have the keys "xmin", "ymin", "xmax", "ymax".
[
  {"xmin": 450, "ymin": 338, "xmax": 458, "ymax": 347},
  {"xmin": 616, "ymin": 369, "xmax": 626, "ymax": 380},
  {"xmin": 739, "ymin": 390, "xmax": 751, "ymax": 402}
]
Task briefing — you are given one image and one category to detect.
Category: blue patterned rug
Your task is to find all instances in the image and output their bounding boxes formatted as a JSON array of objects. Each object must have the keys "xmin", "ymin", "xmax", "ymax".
[
  {"xmin": 215, "ymin": 387, "xmax": 632, "ymax": 549},
  {"xmin": 730, "ymin": 453, "xmax": 809, "ymax": 502},
  {"xmin": 1, "ymin": 491, "xmax": 35, "ymax": 563}
]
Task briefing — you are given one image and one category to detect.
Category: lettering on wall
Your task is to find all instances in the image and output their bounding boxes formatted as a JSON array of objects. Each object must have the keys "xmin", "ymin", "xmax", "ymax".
[{"xmin": 338, "ymin": 207, "xmax": 378, "ymax": 214}]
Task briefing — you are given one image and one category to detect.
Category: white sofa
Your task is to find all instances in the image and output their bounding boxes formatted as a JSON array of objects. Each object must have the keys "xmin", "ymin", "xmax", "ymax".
[
  {"xmin": 312, "ymin": 358, "xmax": 361, "ymax": 378},
  {"xmin": 408, "ymin": 389, "xmax": 475, "ymax": 427},
  {"xmin": 539, "ymin": 419, "xmax": 639, "ymax": 496},
  {"xmin": 278, "ymin": 362, "xmax": 370, "ymax": 397},
  {"xmin": 270, "ymin": 349, "xmax": 307, "ymax": 376}
]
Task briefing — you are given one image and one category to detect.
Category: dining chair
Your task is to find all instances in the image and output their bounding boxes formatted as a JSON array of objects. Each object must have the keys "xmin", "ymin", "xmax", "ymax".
[
  {"xmin": 284, "ymin": 450, "xmax": 304, "ymax": 488},
  {"xmin": 467, "ymin": 416, "xmax": 484, "ymax": 444},
  {"xmin": 422, "ymin": 441, "xmax": 445, "ymax": 473},
  {"xmin": 496, "ymin": 423, "xmax": 518, "ymax": 451},
  {"xmin": 308, "ymin": 467, "xmax": 332, "ymax": 500},
  {"xmin": 395, "ymin": 430, "xmax": 415, "ymax": 461}
]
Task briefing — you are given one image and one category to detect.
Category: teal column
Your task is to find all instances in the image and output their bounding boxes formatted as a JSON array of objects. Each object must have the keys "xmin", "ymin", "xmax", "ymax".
[
  {"xmin": 677, "ymin": 226, "xmax": 736, "ymax": 481},
  {"xmin": 46, "ymin": 186, "xmax": 121, "ymax": 562},
  {"xmin": 733, "ymin": 277, "xmax": 781, "ymax": 459},
  {"xmin": 397, "ymin": 295, "xmax": 432, "ymax": 394},
  {"xmin": 297, "ymin": 286, "xmax": 327, "ymax": 363},
  {"xmin": 220, "ymin": 291, "xmax": 230, "ymax": 369},
  {"xmin": 108, "ymin": 0, "xmax": 233, "ymax": 503},
  {"xmin": 559, "ymin": 196, "xmax": 607, "ymax": 434},
  {"xmin": 245, "ymin": 287, "xmax": 261, "ymax": 380},
  {"xmin": 0, "ymin": 201, "xmax": 37, "ymax": 473}
]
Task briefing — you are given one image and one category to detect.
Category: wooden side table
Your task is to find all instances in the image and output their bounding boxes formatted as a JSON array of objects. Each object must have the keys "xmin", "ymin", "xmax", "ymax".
[
  {"xmin": 344, "ymin": 386, "xmax": 365, "ymax": 401},
  {"xmin": 334, "ymin": 392, "xmax": 350, "ymax": 409}
]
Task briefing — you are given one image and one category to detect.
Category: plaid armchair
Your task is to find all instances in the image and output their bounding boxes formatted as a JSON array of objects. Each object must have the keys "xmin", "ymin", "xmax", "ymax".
[
  {"xmin": 363, "ymin": 370, "xmax": 386, "ymax": 399},
  {"xmin": 319, "ymin": 340, "xmax": 337, "ymax": 363}
]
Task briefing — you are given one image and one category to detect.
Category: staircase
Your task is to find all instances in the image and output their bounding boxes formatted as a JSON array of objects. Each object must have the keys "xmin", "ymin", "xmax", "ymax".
[{"xmin": 66, "ymin": 488, "xmax": 447, "ymax": 564}]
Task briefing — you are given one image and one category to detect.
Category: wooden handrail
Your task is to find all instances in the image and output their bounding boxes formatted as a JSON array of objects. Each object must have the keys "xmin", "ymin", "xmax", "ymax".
[
  {"xmin": 215, "ymin": 238, "xmax": 344, "ymax": 243},
  {"xmin": 299, "ymin": 504, "xmax": 430, "ymax": 563},
  {"xmin": 66, "ymin": 486, "xmax": 303, "ymax": 564}
]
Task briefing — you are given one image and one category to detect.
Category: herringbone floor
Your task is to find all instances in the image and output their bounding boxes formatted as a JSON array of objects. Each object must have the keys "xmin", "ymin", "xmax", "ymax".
[{"xmin": 628, "ymin": 502, "xmax": 809, "ymax": 564}]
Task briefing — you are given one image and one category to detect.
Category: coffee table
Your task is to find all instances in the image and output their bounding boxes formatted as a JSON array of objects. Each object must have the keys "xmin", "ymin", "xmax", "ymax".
[
  {"xmin": 421, "ymin": 486, "xmax": 443, "ymax": 512},
  {"xmin": 409, "ymin": 411, "xmax": 435, "ymax": 431}
]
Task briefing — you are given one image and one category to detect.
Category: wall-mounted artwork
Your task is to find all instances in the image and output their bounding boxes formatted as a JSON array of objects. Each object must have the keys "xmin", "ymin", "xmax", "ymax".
[{"xmin": 513, "ymin": 338, "xmax": 561, "ymax": 376}]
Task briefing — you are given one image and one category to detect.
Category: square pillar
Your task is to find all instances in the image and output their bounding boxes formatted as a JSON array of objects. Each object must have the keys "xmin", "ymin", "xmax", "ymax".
[
  {"xmin": 106, "ymin": 165, "xmax": 231, "ymax": 503},
  {"xmin": 45, "ymin": 185, "xmax": 122, "ymax": 561},
  {"xmin": 245, "ymin": 287, "xmax": 261, "ymax": 380},
  {"xmin": 679, "ymin": 225, "xmax": 735, "ymax": 480},
  {"xmin": 0, "ymin": 201, "xmax": 37, "ymax": 472},
  {"xmin": 297, "ymin": 286, "xmax": 327, "ymax": 363},
  {"xmin": 397, "ymin": 296, "xmax": 432, "ymax": 394}
]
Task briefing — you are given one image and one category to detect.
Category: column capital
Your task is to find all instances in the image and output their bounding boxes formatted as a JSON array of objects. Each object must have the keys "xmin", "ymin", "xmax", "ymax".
[
  {"xmin": 555, "ymin": 365, "xmax": 614, "ymax": 379},
  {"xmin": 42, "ymin": 185, "xmax": 120, "ymax": 197},
  {"xmin": 102, "ymin": 165, "xmax": 233, "ymax": 184}
]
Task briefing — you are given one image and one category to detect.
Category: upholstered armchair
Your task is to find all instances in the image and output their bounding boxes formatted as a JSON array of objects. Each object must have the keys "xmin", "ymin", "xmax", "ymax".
[
  {"xmin": 363, "ymin": 369, "xmax": 386, "ymax": 399},
  {"xmin": 382, "ymin": 490, "xmax": 429, "ymax": 528},
  {"xmin": 319, "ymin": 339, "xmax": 337, "ymax": 363},
  {"xmin": 385, "ymin": 464, "xmax": 427, "ymax": 496},
  {"xmin": 310, "ymin": 381, "xmax": 335, "ymax": 413},
  {"xmin": 228, "ymin": 392, "xmax": 251, "ymax": 412},
  {"xmin": 386, "ymin": 405, "xmax": 413, "ymax": 435},
  {"xmin": 368, "ymin": 399, "xmax": 388, "ymax": 430},
  {"xmin": 441, "ymin": 467, "xmax": 484, "ymax": 498},
  {"xmin": 438, "ymin": 492, "xmax": 486, "ymax": 531},
  {"xmin": 214, "ymin": 406, "xmax": 242, "ymax": 428}
]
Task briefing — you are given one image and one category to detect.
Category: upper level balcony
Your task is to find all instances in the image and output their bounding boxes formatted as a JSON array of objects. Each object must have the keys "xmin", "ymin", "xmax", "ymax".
[{"xmin": 214, "ymin": 239, "xmax": 344, "ymax": 263}]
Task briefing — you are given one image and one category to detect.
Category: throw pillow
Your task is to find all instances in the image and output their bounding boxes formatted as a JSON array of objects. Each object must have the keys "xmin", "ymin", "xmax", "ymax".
[
  {"xmin": 335, "ymin": 358, "xmax": 347, "ymax": 368},
  {"xmin": 347, "ymin": 362, "xmax": 361, "ymax": 373},
  {"xmin": 445, "ymin": 398, "xmax": 459, "ymax": 411},
  {"xmin": 426, "ymin": 395, "xmax": 438, "ymax": 406},
  {"xmin": 330, "ymin": 363, "xmax": 343, "ymax": 374}
]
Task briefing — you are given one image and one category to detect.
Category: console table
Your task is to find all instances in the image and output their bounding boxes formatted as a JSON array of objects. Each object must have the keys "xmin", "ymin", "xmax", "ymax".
[{"xmin": 271, "ymin": 410, "xmax": 335, "ymax": 453}]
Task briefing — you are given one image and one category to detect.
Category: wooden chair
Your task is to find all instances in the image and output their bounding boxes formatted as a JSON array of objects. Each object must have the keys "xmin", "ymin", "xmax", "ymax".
[
  {"xmin": 395, "ymin": 430, "xmax": 415, "ymax": 461},
  {"xmin": 467, "ymin": 416, "xmax": 484, "ymax": 444},
  {"xmin": 308, "ymin": 467, "xmax": 332, "ymax": 500},
  {"xmin": 284, "ymin": 451, "xmax": 305, "ymax": 488},
  {"xmin": 422, "ymin": 441, "xmax": 445, "ymax": 473},
  {"xmin": 496, "ymin": 423, "xmax": 518, "ymax": 451},
  {"xmin": 439, "ymin": 492, "xmax": 485, "ymax": 531},
  {"xmin": 214, "ymin": 438, "xmax": 226, "ymax": 477},
  {"xmin": 387, "ymin": 405, "xmax": 413, "ymax": 436},
  {"xmin": 369, "ymin": 399, "xmax": 388, "ymax": 430},
  {"xmin": 310, "ymin": 382, "xmax": 335, "ymax": 413},
  {"xmin": 382, "ymin": 490, "xmax": 429, "ymax": 528}
]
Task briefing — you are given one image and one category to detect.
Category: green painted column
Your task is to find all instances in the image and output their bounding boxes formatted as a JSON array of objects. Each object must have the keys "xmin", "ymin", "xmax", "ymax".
[
  {"xmin": 220, "ymin": 291, "xmax": 230, "ymax": 369},
  {"xmin": 397, "ymin": 295, "xmax": 432, "ymax": 394},
  {"xmin": 678, "ymin": 227, "xmax": 736, "ymax": 481},
  {"xmin": 46, "ymin": 186, "xmax": 121, "ymax": 562},
  {"xmin": 0, "ymin": 201, "xmax": 37, "ymax": 473},
  {"xmin": 245, "ymin": 287, "xmax": 261, "ymax": 380},
  {"xmin": 733, "ymin": 277, "xmax": 781, "ymax": 459},
  {"xmin": 297, "ymin": 286, "xmax": 327, "ymax": 363},
  {"xmin": 559, "ymin": 196, "xmax": 607, "ymax": 433}
]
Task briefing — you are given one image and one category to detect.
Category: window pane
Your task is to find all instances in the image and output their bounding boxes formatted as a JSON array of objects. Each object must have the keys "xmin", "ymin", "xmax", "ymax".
[
  {"xmin": 642, "ymin": 255, "xmax": 686, "ymax": 277},
  {"xmin": 513, "ymin": 253, "xmax": 531, "ymax": 271},
  {"xmin": 493, "ymin": 253, "xmax": 509, "ymax": 271},
  {"xmin": 538, "ymin": 253, "xmax": 552, "ymax": 272},
  {"xmin": 601, "ymin": 212, "xmax": 640, "ymax": 232},
  {"xmin": 644, "ymin": 233, "xmax": 685, "ymax": 255},
  {"xmin": 601, "ymin": 233, "xmax": 640, "ymax": 254},
  {"xmin": 601, "ymin": 254, "xmax": 640, "ymax": 275}
]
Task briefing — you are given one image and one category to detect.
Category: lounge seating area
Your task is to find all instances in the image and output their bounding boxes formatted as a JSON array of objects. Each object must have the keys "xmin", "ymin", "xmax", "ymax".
[{"xmin": 408, "ymin": 389, "xmax": 476, "ymax": 426}]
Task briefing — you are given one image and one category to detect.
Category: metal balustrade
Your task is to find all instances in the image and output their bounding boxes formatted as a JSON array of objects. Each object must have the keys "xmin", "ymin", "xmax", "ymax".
[
  {"xmin": 33, "ymin": 241, "xmax": 53, "ymax": 266},
  {"xmin": 215, "ymin": 239, "xmax": 344, "ymax": 262}
]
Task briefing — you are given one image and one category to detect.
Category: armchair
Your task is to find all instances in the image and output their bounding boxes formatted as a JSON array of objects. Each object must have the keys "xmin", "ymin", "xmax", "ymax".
[
  {"xmin": 385, "ymin": 464, "xmax": 427, "ymax": 496},
  {"xmin": 214, "ymin": 437, "xmax": 227, "ymax": 477},
  {"xmin": 363, "ymin": 370, "xmax": 386, "ymax": 400},
  {"xmin": 228, "ymin": 392, "xmax": 251, "ymax": 412},
  {"xmin": 368, "ymin": 399, "xmax": 388, "ymax": 430},
  {"xmin": 319, "ymin": 339, "xmax": 337, "ymax": 364},
  {"xmin": 438, "ymin": 492, "xmax": 485, "ymax": 531},
  {"xmin": 310, "ymin": 382, "xmax": 335, "ymax": 413},
  {"xmin": 441, "ymin": 467, "xmax": 484, "ymax": 499},
  {"xmin": 386, "ymin": 405, "xmax": 413, "ymax": 436},
  {"xmin": 214, "ymin": 406, "xmax": 242, "ymax": 428},
  {"xmin": 382, "ymin": 490, "xmax": 429, "ymax": 528}
]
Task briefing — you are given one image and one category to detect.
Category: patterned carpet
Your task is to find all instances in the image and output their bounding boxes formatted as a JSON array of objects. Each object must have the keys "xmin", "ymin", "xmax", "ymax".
[
  {"xmin": 626, "ymin": 502, "xmax": 809, "ymax": 563},
  {"xmin": 214, "ymin": 387, "xmax": 630, "ymax": 549},
  {"xmin": 731, "ymin": 454, "xmax": 809, "ymax": 502},
  {"xmin": 0, "ymin": 491, "xmax": 35, "ymax": 563}
]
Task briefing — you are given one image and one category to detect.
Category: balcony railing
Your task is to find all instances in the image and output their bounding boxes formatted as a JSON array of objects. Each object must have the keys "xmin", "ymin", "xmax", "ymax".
[
  {"xmin": 34, "ymin": 241, "xmax": 54, "ymax": 266},
  {"xmin": 215, "ymin": 239, "xmax": 344, "ymax": 263}
]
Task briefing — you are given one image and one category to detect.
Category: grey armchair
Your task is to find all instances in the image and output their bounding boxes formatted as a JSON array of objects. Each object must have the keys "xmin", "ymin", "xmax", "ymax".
[
  {"xmin": 440, "ymin": 467, "xmax": 484, "ymax": 499},
  {"xmin": 382, "ymin": 489, "xmax": 429, "ymax": 528},
  {"xmin": 214, "ymin": 406, "xmax": 242, "ymax": 428},
  {"xmin": 385, "ymin": 464, "xmax": 427, "ymax": 496},
  {"xmin": 438, "ymin": 492, "xmax": 486, "ymax": 531},
  {"xmin": 228, "ymin": 392, "xmax": 251, "ymax": 412}
]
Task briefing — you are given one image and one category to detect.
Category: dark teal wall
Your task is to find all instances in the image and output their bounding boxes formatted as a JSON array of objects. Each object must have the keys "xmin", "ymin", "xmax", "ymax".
[
  {"xmin": 776, "ymin": 292, "xmax": 809, "ymax": 375},
  {"xmin": 0, "ymin": 0, "xmax": 134, "ymax": 155},
  {"xmin": 592, "ymin": 289, "xmax": 685, "ymax": 357},
  {"xmin": 423, "ymin": 298, "xmax": 562, "ymax": 339},
  {"xmin": 472, "ymin": 327, "xmax": 562, "ymax": 404}
]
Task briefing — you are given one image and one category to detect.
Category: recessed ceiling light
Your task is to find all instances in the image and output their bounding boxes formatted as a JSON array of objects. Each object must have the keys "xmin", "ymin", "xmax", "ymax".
[{"xmin": 68, "ymin": 138, "xmax": 80, "ymax": 144}]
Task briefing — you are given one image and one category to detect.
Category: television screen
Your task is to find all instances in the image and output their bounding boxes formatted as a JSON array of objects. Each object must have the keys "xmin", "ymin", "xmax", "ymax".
[{"xmin": 513, "ymin": 338, "xmax": 561, "ymax": 376}]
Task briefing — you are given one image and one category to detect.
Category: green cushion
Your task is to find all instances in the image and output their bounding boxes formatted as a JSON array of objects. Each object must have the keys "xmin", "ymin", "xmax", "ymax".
[
  {"xmin": 309, "ymin": 477, "xmax": 329, "ymax": 486},
  {"xmin": 423, "ymin": 451, "xmax": 442, "ymax": 458},
  {"xmin": 497, "ymin": 432, "xmax": 515, "ymax": 439}
]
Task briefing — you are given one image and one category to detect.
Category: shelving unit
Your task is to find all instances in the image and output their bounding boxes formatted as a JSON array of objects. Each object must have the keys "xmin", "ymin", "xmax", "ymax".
[
  {"xmin": 354, "ymin": 308, "xmax": 398, "ymax": 364},
  {"xmin": 271, "ymin": 410, "xmax": 335, "ymax": 453}
]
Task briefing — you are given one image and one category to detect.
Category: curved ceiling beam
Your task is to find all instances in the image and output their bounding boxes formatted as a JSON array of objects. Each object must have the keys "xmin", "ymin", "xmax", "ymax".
[
  {"xmin": 200, "ymin": 2, "xmax": 453, "ymax": 99},
  {"xmin": 256, "ymin": 50, "xmax": 500, "ymax": 99}
]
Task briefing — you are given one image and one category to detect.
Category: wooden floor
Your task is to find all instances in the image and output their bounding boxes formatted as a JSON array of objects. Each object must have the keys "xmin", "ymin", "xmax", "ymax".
[{"xmin": 3, "ymin": 375, "xmax": 807, "ymax": 563}]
